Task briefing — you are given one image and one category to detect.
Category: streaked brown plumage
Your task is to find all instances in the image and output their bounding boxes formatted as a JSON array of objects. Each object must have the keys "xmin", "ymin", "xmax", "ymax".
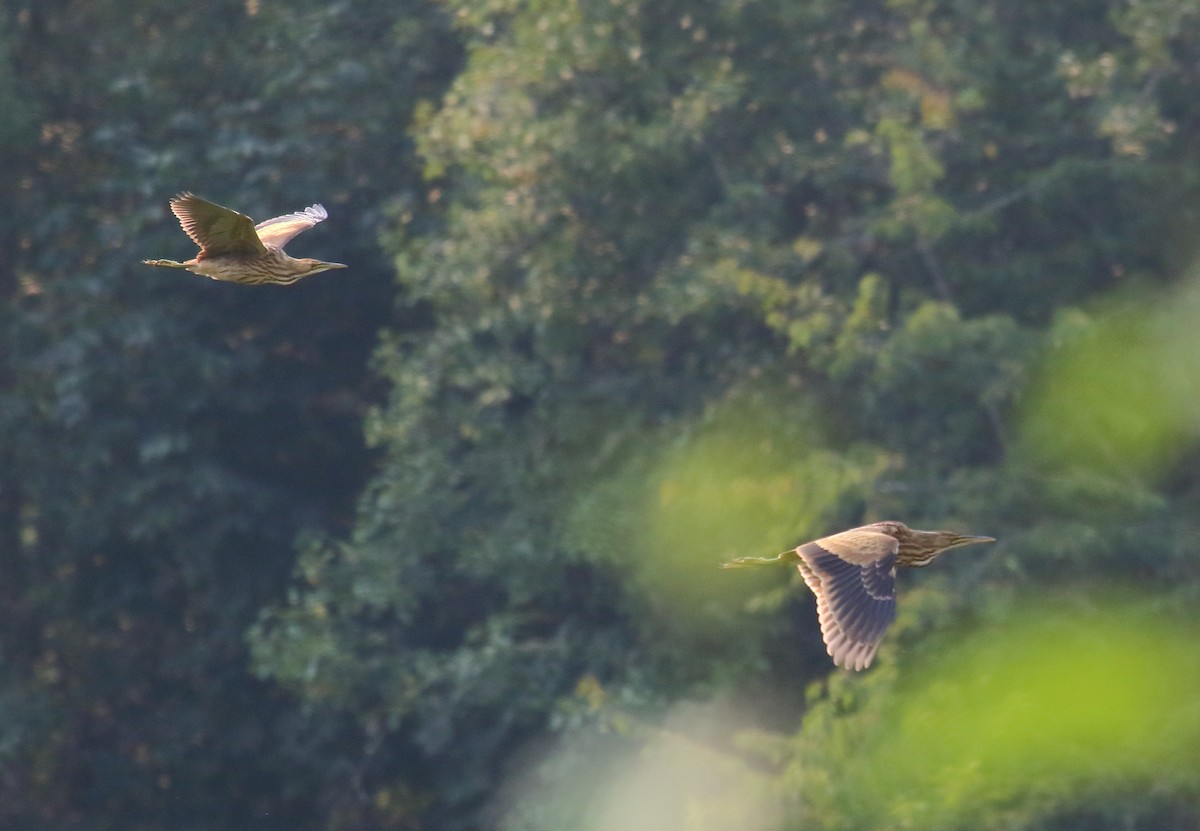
[
  {"xmin": 143, "ymin": 193, "xmax": 346, "ymax": 285},
  {"xmin": 723, "ymin": 521, "xmax": 994, "ymax": 670}
]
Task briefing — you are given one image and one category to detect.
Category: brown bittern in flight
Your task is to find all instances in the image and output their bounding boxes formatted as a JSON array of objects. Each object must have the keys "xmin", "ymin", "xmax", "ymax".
[
  {"xmin": 143, "ymin": 193, "xmax": 346, "ymax": 285},
  {"xmin": 724, "ymin": 522, "xmax": 994, "ymax": 670}
]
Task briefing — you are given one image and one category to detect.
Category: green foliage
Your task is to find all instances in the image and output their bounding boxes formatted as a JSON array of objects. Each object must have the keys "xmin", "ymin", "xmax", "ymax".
[
  {"xmin": 1022, "ymin": 281, "xmax": 1200, "ymax": 482},
  {"xmin": 6, "ymin": 0, "xmax": 1200, "ymax": 828},
  {"xmin": 784, "ymin": 595, "xmax": 1200, "ymax": 831},
  {"xmin": 564, "ymin": 385, "xmax": 895, "ymax": 652},
  {"xmin": 0, "ymin": 1, "xmax": 459, "ymax": 827},
  {"xmin": 255, "ymin": 0, "xmax": 1200, "ymax": 828}
]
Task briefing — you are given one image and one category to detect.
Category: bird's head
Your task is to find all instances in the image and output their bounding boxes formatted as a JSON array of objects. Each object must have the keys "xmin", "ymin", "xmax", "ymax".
[
  {"xmin": 901, "ymin": 528, "xmax": 994, "ymax": 567},
  {"xmin": 299, "ymin": 258, "xmax": 347, "ymax": 277}
]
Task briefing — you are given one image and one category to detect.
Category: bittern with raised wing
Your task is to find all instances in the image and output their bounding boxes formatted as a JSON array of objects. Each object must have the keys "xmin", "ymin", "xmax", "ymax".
[
  {"xmin": 143, "ymin": 193, "xmax": 346, "ymax": 285},
  {"xmin": 724, "ymin": 522, "xmax": 994, "ymax": 670}
]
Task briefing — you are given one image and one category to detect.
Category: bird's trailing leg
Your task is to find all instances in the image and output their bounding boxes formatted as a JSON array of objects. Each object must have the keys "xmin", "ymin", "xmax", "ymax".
[
  {"xmin": 142, "ymin": 258, "xmax": 190, "ymax": 268},
  {"xmin": 721, "ymin": 551, "xmax": 797, "ymax": 569}
]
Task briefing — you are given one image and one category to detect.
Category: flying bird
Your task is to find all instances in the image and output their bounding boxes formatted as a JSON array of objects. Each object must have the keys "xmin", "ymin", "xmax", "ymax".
[
  {"xmin": 723, "ymin": 521, "xmax": 994, "ymax": 670},
  {"xmin": 143, "ymin": 193, "xmax": 346, "ymax": 285}
]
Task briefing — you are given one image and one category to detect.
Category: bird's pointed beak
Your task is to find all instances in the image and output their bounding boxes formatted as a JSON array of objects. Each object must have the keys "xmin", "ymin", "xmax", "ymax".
[
  {"xmin": 322, "ymin": 262, "xmax": 348, "ymax": 270},
  {"xmin": 952, "ymin": 534, "xmax": 995, "ymax": 548}
]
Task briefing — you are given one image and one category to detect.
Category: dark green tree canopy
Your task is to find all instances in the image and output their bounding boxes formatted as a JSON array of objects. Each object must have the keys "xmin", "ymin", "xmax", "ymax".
[
  {"xmin": 252, "ymin": 0, "xmax": 1200, "ymax": 828},
  {"xmin": 4, "ymin": 0, "xmax": 1200, "ymax": 829}
]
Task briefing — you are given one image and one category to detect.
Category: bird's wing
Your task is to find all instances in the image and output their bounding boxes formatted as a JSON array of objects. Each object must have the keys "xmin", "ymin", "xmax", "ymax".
[
  {"xmin": 814, "ymin": 528, "xmax": 899, "ymax": 565},
  {"xmin": 254, "ymin": 204, "xmax": 329, "ymax": 249},
  {"xmin": 796, "ymin": 538, "xmax": 897, "ymax": 671},
  {"xmin": 170, "ymin": 193, "xmax": 266, "ymax": 258}
]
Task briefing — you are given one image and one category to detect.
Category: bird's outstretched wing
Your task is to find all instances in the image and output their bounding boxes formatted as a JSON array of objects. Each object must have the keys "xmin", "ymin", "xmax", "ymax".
[
  {"xmin": 170, "ymin": 193, "xmax": 266, "ymax": 258},
  {"xmin": 795, "ymin": 530, "xmax": 898, "ymax": 671},
  {"xmin": 254, "ymin": 204, "xmax": 329, "ymax": 250}
]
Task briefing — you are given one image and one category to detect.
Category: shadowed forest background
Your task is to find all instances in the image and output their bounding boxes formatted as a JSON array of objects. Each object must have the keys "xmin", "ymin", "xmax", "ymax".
[{"xmin": 3, "ymin": 0, "xmax": 1200, "ymax": 828}]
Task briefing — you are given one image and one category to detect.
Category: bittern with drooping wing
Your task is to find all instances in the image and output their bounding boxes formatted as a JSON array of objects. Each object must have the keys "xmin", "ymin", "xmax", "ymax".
[
  {"xmin": 724, "ymin": 522, "xmax": 994, "ymax": 671},
  {"xmin": 143, "ymin": 193, "xmax": 346, "ymax": 286}
]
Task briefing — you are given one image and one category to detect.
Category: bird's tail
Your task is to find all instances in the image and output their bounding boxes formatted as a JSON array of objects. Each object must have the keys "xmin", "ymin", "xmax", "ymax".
[{"xmin": 142, "ymin": 258, "xmax": 189, "ymax": 269}]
